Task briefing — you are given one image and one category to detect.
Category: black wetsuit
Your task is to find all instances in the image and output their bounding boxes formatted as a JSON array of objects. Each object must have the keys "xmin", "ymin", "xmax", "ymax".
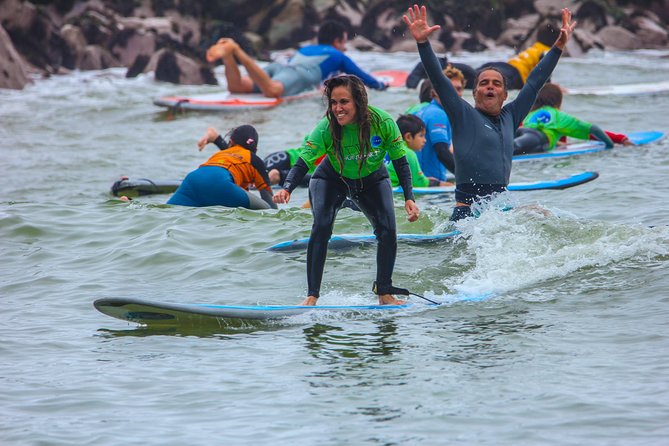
[
  {"xmin": 282, "ymin": 108, "xmax": 414, "ymax": 298},
  {"xmin": 417, "ymin": 41, "xmax": 562, "ymax": 220}
]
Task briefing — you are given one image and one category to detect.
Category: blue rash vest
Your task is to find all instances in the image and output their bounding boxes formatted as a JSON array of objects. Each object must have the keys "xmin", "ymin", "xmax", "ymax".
[
  {"xmin": 417, "ymin": 40, "xmax": 562, "ymax": 203},
  {"xmin": 266, "ymin": 44, "xmax": 385, "ymax": 96},
  {"xmin": 413, "ymin": 99, "xmax": 452, "ymax": 181}
]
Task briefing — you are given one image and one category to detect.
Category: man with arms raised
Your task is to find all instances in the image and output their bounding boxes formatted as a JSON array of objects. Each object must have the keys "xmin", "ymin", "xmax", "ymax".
[{"xmin": 403, "ymin": 5, "xmax": 576, "ymax": 221}]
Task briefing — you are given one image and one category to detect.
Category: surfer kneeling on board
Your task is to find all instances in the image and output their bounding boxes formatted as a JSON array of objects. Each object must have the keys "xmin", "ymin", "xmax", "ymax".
[
  {"xmin": 404, "ymin": 4, "xmax": 576, "ymax": 222},
  {"xmin": 273, "ymin": 75, "xmax": 420, "ymax": 306},
  {"xmin": 167, "ymin": 125, "xmax": 277, "ymax": 210},
  {"xmin": 206, "ymin": 20, "xmax": 387, "ymax": 99}
]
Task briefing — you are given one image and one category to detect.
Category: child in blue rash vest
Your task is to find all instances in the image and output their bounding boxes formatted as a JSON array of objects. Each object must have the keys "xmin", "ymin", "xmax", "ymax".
[
  {"xmin": 403, "ymin": 4, "xmax": 576, "ymax": 221},
  {"xmin": 272, "ymin": 75, "xmax": 420, "ymax": 307},
  {"xmin": 385, "ymin": 114, "xmax": 452, "ymax": 188},
  {"xmin": 206, "ymin": 21, "xmax": 387, "ymax": 98},
  {"xmin": 514, "ymin": 82, "xmax": 614, "ymax": 154}
]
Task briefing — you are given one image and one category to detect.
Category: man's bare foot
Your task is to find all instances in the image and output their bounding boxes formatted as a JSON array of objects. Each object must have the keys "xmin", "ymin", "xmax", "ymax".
[
  {"xmin": 299, "ymin": 296, "xmax": 318, "ymax": 306},
  {"xmin": 206, "ymin": 41, "xmax": 233, "ymax": 63},
  {"xmin": 379, "ymin": 294, "xmax": 406, "ymax": 305}
]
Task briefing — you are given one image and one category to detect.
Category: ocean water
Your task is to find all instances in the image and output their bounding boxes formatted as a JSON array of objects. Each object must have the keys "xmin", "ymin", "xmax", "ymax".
[{"xmin": 1, "ymin": 48, "xmax": 669, "ymax": 445}]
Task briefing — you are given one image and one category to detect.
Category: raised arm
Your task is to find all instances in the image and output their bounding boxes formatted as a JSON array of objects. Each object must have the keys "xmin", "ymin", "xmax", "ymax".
[
  {"xmin": 402, "ymin": 5, "xmax": 441, "ymax": 44},
  {"xmin": 554, "ymin": 8, "xmax": 577, "ymax": 51}
]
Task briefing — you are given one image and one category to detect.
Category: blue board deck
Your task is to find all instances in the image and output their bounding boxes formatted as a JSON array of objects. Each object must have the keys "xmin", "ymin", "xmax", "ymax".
[
  {"xmin": 513, "ymin": 131, "xmax": 665, "ymax": 162},
  {"xmin": 393, "ymin": 171, "xmax": 599, "ymax": 195},
  {"xmin": 95, "ymin": 297, "xmax": 418, "ymax": 326},
  {"xmin": 94, "ymin": 295, "xmax": 490, "ymax": 326},
  {"xmin": 267, "ymin": 231, "xmax": 461, "ymax": 252}
]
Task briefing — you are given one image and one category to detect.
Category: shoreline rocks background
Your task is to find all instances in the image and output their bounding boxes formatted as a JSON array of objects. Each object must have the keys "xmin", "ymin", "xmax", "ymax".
[{"xmin": 1, "ymin": 0, "xmax": 668, "ymax": 90}]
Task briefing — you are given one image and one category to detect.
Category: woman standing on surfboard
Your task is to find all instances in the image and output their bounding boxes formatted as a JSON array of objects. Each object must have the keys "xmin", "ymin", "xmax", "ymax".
[
  {"xmin": 273, "ymin": 75, "xmax": 420, "ymax": 306},
  {"xmin": 404, "ymin": 4, "xmax": 576, "ymax": 222}
]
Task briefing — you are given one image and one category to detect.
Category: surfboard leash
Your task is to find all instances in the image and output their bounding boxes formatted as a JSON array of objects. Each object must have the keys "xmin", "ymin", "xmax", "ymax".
[{"xmin": 372, "ymin": 282, "xmax": 439, "ymax": 305}]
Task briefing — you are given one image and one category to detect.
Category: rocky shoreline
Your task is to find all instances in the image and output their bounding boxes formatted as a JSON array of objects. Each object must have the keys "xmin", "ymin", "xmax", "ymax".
[{"xmin": 1, "ymin": 0, "xmax": 668, "ymax": 90}]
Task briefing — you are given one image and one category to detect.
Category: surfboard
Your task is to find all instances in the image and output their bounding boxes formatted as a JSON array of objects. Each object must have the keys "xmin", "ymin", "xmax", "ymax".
[
  {"xmin": 372, "ymin": 69, "xmax": 409, "ymax": 88},
  {"xmin": 393, "ymin": 171, "xmax": 599, "ymax": 195},
  {"xmin": 565, "ymin": 80, "xmax": 669, "ymax": 96},
  {"xmin": 94, "ymin": 297, "xmax": 419, "ymax": 326},
  {"xmin": 153, "ymin": 71, "xmax": 400, "ymax": 112},
  {"xmin": 267, "ymin": 230, "xmax": 461, "ymax": 252},
  {"xmin": 111, "ymin": 177, "xmax": 181, "ymax": 197},
  {"xmin": 513, "ymin": 131, "xmax": 665, "ymax": 162}
]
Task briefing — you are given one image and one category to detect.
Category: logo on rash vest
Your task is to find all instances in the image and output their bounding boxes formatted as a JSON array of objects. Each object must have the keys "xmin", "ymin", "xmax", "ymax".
[
  {"xmin": 371, "ymin": 135, "xmax": 382, "ymax": 147},
  {"xmin": 529, "ymin": 110, "xmax": 551, "ymax": 124}
]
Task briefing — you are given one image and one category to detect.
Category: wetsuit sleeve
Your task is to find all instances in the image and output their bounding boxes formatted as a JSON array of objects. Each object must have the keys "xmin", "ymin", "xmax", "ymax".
[
  {"xmin": 282, "ymin": 157, "xmax": 310, "ymax": 194},
  {"xmin": 433, "ymin": 142, "xmax": 456, "ymax": 175},
  {"xmin": 213, "ymin": 135, "xmax": 227, "ymax": 150},
  {"xmin": 391, "ymin": 156, "xmax": 415, "ymax": 202},
  {"xmin": 340, "ymin": 54, "xmax": 386, "ymax": 90},
  {"xmin": 510, "ymin": 46, "xmax": 562, "ymax": 126},
  {"xmin": 417, "ymin": 42, "xmax": 463, "ymax": 122},
  {"xmin": 597, "ymin": 131, "xmax": 628, "ymax": 144},
  {"xmin": 590, "ymin": 125, "xmax": 614, "ymax": 148},
  {"xmin": 250, "ymin": 153, "xmax": 273, "ymax": 192}
]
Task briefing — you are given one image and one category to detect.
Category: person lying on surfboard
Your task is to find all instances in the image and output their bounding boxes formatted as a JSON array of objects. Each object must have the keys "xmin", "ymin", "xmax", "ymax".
[
  {"xmin": 273, "ymin": 74, "xmax": 420, "ymax": 306},
  {"xmin": 385, "ymin": 114, "xmax": 452, "ymax": 188},
  {"xmin": 404, "ymin": 4, "xmax": 576, "ymax": 222},
  {"xmin": 405, "ymin": 20, "xmax": 560, "ymax": 91},
  {"xmin": 514, "ymin": 82, "xmax": 622, "ymax": 155},
  {"xmin": 167, "ymin": 125, "xmax": 277, "ymax": 210},
  {"xmin": 405, "ymin": 64, "xmax": 467, "ymax": 180},
  {"xmin": 206, "ymin": 20, "xmax": 388, "ymax": 99}
]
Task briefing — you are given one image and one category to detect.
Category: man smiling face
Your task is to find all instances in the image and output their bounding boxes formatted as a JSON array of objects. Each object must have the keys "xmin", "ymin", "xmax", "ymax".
[{"xmin": 473, "ymin": 69, "xmax": 508, "ymax": 117}]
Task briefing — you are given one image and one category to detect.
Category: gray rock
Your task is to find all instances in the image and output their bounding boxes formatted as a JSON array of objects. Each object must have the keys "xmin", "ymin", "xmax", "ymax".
[
  {"xmin": 0, "ymin": 24, "xmax": 31, "ymax": 89},
  {"xmin": 597, "ymin": 25, "xmax": 642, "ymax": 50}
]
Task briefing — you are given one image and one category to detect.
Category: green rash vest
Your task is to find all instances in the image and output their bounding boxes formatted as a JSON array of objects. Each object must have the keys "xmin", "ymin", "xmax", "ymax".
[
  {"xmin": 298, "ymin": 105, "xmax": 405, "ymax": 179},
  {"xmin": 522, "ymin": 106, "xmax": 593, "ymax": 149},
  {"xmin": 387, "ymin": 143, "xmax": 431, "ymax": 187}
]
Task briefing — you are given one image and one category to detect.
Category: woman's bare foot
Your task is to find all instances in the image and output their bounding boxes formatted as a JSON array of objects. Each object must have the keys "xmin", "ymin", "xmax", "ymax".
[
  {"xmin": 379, "ymin": 294, "xmax": 406, "ymax": 305},
  {"xmin": 299, "ymin": 296, "xmax": 318, "ymax": 306}
]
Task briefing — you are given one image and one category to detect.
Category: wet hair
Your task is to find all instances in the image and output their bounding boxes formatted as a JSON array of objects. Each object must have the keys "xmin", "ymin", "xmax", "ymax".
[
  {"xmin": 418, "ymin": 79, "xmax": 433, "ymax": 103},
  {"xmin": 323, "ymin": 74, "xmax": 375, "ymax": 175},
  {"xmin": 536, "ymin": 21, "xmax": 560, "ymax": 47},
  {"xmin": 444, "ymin": 64, "xmax": 466, "ymax": 87},
  {"xmin": 396, "ymin": 114, "xmax": 425, "ymax": 138},
  {"xmin": 531, "ymin": 83, "xmax": 563, "ymax": 110},
  {"xmin": 317, "ymin": 20, "xmax": 347, "ymax": 45},
  {"xmin": 226, "ymin": 124, "xmax": 259, "ymax": 152},
  {"xmin": 474, "ymin": 66, "xmax": 507, "ymax": 91}
]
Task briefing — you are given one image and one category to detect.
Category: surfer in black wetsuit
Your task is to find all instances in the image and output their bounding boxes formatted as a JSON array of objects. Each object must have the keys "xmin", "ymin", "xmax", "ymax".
[
  {"xmin": 403, "ymin": 4, "xmax": 576, "ymax": 221},
  {"xmin": 273, "ymin": 75, "xmax": 419, "ymax": 306}
]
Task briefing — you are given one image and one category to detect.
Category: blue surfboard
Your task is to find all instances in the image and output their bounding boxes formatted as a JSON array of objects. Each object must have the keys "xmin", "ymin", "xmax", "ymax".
[
  {"xmin": 513, "ymin": 131, "xmax": 665, "ymax": 162},
  {"xmin": 94, "ymin": 295, "xmax": 489, "ymax": 326},
  {"xmin": 393, "ymin": 171, "xmax": 599, "ymax": 195},
  {"xmin": 267, "ymin": 231, "xmax": 461, "ymax": 252}
]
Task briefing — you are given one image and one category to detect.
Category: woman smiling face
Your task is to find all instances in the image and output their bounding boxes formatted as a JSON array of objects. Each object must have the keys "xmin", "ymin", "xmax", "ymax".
[{"xmin": 329, "ymin": 85, "xmax": 357, "ymax": 126}]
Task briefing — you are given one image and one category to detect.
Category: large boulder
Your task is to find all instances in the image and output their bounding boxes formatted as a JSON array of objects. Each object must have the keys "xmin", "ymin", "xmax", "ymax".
[
  {"xmin": 0, "ymin": 24, "xmax": 31, "ymax": 89},
  {"xmin": 597, "ymin": 25, "xmax": 642, "ymax": 50},
  {"xmin": 631, "ymin": 15, "xmax": 668, "ymax": 48},
  {"xmin": 144, "ymin": 48, "xmax": 216, "ymax": 85}
]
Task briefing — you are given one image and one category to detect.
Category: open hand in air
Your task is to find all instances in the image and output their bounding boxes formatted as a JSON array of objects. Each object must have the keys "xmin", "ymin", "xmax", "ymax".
[
  {"xmin": 554, "ymin": 8, "xmax": 577, "ymax": 50},
  {"xmin": 402, "ymin": 4, "xmax": 441, "ymax": 43},
  {"xmin": 197, "ymin": 127, "xmax": 219, "ymax": 151}
]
